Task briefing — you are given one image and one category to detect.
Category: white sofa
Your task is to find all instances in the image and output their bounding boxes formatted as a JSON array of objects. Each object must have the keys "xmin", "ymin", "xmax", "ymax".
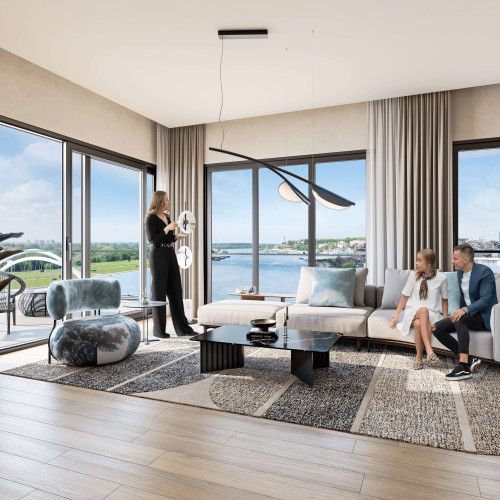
[{"xmin": 198, "ymin": 268, "xmax": 500, "ymax": 363}]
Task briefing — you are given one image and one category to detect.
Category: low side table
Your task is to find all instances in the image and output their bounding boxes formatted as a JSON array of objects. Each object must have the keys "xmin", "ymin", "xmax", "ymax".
[
  {"xmin": 122, "ymin": 300, "xmax": 168, "ymax": 344},
  {"xmin": 228, "ymin": 292, "xmax": 296, "ymax": 302}
]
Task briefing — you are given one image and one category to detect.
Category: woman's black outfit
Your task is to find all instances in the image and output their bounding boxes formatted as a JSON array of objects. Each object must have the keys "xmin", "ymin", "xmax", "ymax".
[{"xmin": 145, "ymin": 214, "xmax": 194, "ymax": 337}]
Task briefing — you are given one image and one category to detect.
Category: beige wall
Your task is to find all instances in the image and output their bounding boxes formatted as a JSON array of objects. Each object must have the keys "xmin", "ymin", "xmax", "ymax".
[
  {"xmin": 0, "ymin": 48, "xmax": 156, "ymax": 164},
  {"xmin": 206, "ymin": 83, "xmax": 500, "ymax": 165},
  {"xmin": 452, "ymin": 83, "xmax": 500, "ymax": 141},
  {"xmin": 205, "ymin": 102, "xmax": 367, "ymax": 164}
]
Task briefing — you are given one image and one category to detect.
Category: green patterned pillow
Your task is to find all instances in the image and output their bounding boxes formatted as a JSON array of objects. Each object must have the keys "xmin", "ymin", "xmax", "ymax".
[{"xmin": 309, "ymin": 268, "xmax": 356, "ymax": 308}]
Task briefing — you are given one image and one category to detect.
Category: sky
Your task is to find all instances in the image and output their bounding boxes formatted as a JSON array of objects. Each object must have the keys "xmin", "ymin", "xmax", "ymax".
[
  {"xmin": 0, "ymin": 124, "xmax": 151, "ymax": 243},
  {"xmin": 2, "ymin": 122, "xmax": 499, "ymax": 246},
  {"xmin": 211, "ymin": 160, "xmax": 366, "ymax": 244}
]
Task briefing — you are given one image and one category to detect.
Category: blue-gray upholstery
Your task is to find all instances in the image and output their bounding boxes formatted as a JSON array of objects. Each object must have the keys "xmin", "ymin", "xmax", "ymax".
[
  {"xmin": 47, "ymin": 278, "xmax": 121, "ymax": 320},
  {"xmin": 47, "ymin": 279, "xmax": 140, "ymax": 366}
]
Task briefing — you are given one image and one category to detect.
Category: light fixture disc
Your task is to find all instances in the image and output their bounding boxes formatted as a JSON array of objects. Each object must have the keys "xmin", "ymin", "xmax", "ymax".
[
  {"xmin": 177, "ymin": 211, "xmax": 196, "ymax": 234},
  {"xmin": 176, "ymin": 246, "xmax": 193, "ymax": 269}
]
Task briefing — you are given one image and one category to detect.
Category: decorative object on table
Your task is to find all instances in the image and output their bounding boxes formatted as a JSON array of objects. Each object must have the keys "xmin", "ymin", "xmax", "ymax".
[
  {"xmin": 141, "ymin": 287, "xmax": 149, "ymax": 305},
  {"xmin": 283, "ymin": 306, "xmax": 289, "ymax": 338},
  {"xmin": 176, "ymin": 245, "xmax": 193, "ymax": 269},
  {"xmin": 47, "ymin": 278, "xmax": 141, "ymax": 365},
  {"xmin": 247, "ymin": 285, "xmax": 256, "ymax": 294},
  {"xmin": 176, "ymin": 210, "xmax": 196, "ymax": 234},
  {"xmin": 250, "ymin": 318, "xmax": 276, "ymax": 332}
]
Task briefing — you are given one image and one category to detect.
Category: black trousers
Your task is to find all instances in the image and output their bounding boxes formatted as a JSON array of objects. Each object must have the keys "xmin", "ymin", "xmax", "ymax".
[
  {"xmin": 150, "ymin": 246, "xmax": 194, "ymax": 337},
  {"xmin": 433, "ymin": 313, "xmax": 486, "ymax": 356}
]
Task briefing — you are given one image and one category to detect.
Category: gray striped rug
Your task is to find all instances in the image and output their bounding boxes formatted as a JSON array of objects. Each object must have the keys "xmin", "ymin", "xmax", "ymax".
[{"xmin": 3, "ymin": 336, "xmax": 499, "ymax": 455}]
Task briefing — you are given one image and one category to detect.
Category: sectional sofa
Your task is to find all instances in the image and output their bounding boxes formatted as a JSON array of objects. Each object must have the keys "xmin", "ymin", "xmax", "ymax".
[{"xmin": 197, "ymin": 267, "xmax": 500, "ymax": 363}]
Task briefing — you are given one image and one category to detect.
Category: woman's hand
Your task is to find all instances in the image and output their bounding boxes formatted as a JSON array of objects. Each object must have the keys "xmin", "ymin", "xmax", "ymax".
[
  {"xmin": 390, "ymin": 314, "xmax": 399, "ymax": 328},
  {"xmin": 165, "ymin": 221, "xmax": 178, "ymax": 233}
]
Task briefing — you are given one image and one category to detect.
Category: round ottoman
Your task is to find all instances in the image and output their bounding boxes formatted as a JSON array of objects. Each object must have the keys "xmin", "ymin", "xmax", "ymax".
[{"xmin": 49, "ymin": 314, "xmax": 141, "ymax": 366}]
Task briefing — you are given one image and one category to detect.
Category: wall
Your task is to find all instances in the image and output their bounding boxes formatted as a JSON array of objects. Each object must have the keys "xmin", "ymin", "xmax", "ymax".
[
  {"xmin": 452, "ymin": 83, "xmax": 500, "ymax": 142},
  {"xmin": 0, "ymin": 48, "xmax": 156, "ymax": 164},
  {"xmin": 205, "ymin": 83, "xmax": 500, "ymax": 165},
  {"xmin": 205, "ymin": 102, "xmax": 367, "ymax": 164}
]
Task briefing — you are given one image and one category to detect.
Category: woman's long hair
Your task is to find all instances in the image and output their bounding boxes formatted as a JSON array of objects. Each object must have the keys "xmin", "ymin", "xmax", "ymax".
[
  {"xmin": 415, "ymin": 248, "xmax": 437, "ymax": 300},
  {"xmin": 144, "ymin": 190, "xmax": 167, "ymax": 222}
]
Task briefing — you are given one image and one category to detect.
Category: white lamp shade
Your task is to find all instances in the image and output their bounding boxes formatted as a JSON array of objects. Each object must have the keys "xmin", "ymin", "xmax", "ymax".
[
  {"xmin": 312, "ymin": 190, "xmax": 350, "ymax": 210},
  {"xmin": 278, "ymin": 182, "xmax": 305, "ymax": 203}
]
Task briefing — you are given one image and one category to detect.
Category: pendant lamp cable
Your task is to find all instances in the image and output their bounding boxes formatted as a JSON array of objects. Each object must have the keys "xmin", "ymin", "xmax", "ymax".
[
  {"xmin": 285, "ymin": 46, "xmax": 288, "ymax": 169},
  {"xmin": 311, "ymin": 30, "xmax": 315, "ymax": 170},
  {"xmin": 218, "ymin": 35, "xmax": 225, "ymax": 149}
]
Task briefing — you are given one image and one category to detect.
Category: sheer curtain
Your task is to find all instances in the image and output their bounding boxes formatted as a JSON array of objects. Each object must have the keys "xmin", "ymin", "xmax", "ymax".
[
  {"xmin": 366, "ymin": 92, "xmax": 452, "ymax": 285},
  {"xmin": 156, "ymin": 123, "xmax": 205, "ymax": 312}
]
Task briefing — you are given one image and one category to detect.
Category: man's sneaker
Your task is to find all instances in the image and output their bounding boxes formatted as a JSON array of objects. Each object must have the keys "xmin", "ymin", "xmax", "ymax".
[
  {"xmin": 469, "ymin": 357, "xmax": 481, "ymax": 373},
  {"xmin": 444, "ymin": 363, "xmax": 472, "ymax": 381}
]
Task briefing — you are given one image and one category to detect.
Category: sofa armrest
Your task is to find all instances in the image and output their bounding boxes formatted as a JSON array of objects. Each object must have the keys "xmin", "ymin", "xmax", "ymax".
[
  {"xmin": 491, "ymin": 303, "xmax": 500, "ymax": 362},
  {"xmin": 376, "ymin": 286, "xmax": 384, "ymax": 309}
]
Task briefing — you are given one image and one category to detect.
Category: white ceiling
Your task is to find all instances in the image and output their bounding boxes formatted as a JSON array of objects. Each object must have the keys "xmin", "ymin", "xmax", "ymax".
[{"xmin": 1, "ymin": 0, "xmax": 500, "ymax": 128}]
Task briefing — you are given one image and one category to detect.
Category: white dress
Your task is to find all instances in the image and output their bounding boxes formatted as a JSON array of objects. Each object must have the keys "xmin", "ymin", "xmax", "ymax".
[{"xmin": 397, "ymin": 271, "xmax": 448, "ymax": 336}]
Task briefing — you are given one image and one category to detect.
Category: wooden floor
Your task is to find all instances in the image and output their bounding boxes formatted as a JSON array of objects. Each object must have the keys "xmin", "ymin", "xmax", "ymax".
[{"xmin": 1, "ymin": 349, "xmax": 500, "ymax": 499}]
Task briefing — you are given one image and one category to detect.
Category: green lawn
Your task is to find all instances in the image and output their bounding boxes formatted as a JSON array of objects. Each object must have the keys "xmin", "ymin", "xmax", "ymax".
[{"xmin": 9, "ymin": 259, "xmax": 146, "ymax": 289}]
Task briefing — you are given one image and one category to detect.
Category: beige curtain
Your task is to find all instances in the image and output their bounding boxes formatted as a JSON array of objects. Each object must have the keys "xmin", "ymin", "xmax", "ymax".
[
  {"xmin": 366, "ymin": 92, "xmax": 453, "ymax": 285},
  {"xmin": 156, "ymin": 123, "xmax": 205, "ymax": 313}
]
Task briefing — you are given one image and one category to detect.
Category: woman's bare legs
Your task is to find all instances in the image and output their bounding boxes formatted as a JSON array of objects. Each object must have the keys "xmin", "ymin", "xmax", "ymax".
[
  {"xmin": 414, "ymin": 308, "xmax": 439, "ymax": 361},
  {"xmin": 413, "ymin": 318, "xmax": 424, "ymax": 361}
]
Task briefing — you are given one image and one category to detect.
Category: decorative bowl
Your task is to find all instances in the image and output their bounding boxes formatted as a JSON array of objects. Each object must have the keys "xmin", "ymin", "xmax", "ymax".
[{"xmin": 250, "ymin": 319, "xmax": 276, "ymax": 332}]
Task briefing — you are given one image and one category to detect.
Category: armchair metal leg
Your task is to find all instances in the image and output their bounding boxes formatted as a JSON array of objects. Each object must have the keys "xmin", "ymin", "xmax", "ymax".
[
  {"xmin": 356, "ymin": 339, "xmax": 361, "ymax": 351},
  {"xmin": 48, "ymin": 319, "xmax": 57, "ymax": 365}
]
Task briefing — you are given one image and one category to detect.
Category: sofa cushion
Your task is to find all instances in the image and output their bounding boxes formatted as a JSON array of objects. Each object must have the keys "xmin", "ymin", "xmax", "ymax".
[
  {"xmin": 296, "ymin": 266, "xmax": 368, "ymax": 306},
  {"xmin": 276, "ymin": 304, "xmax": 373, "ymax": 337},
  {"xmin": 380, "ymin": 269, "xmax": 411, "ymax": 309},
  {"xmin": 197, "ymin": 300, "xmax": 291, "ymax": 327},
  {"xmin": 367, "ymin": 308, "xmax": 493, "ymax": 360},
  {"xmin": 309, "ymin": 268, "xmax": 355, "ymax": 308}
]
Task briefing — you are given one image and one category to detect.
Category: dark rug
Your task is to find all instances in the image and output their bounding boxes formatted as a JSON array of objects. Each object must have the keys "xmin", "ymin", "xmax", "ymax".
[{"xmin": 3, "ymin": 336, "xmax": 500, "ymax": 455}]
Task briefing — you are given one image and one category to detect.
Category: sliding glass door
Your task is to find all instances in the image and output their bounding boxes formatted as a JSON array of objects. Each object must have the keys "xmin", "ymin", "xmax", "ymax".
[{"xmin": 64, "ymin": 143, "xmax": 153, "ymax": 305}]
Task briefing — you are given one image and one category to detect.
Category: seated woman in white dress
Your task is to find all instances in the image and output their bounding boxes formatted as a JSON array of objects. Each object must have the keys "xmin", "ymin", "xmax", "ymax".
[{"xmin": 390, "ymin": 249, "xmax": 449, "ymax": 370}]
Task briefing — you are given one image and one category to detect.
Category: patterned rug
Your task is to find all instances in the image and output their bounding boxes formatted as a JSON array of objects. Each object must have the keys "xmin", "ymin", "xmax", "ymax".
[{"xmin": 3, "ymin": 333, "xmax": 500, "ymax": 455}]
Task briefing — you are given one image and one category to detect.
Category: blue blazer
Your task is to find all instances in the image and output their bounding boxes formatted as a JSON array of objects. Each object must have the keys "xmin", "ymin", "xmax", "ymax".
[{"xmin": 457, "ymin": 263, "xmax": 498, "ymax": 331}]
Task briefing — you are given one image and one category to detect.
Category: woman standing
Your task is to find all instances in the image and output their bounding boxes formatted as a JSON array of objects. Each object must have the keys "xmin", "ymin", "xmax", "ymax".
[
  {"xmin": 390, "ymin": 249, "xmax": 448, "ymax": 369},
  {"xmin": 145, "ymin": 191, "xmax": 194, "ymax": 338}
]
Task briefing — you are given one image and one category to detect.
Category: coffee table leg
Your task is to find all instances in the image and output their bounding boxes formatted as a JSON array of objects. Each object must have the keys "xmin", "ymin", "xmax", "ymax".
[
  {"xmin": 313, "ymin": 351, "xmax": 330, "ymax": 369},
  {"xmin": 200, "ymin": 342, "xmax": 244, "ymax": 372},
  {"xmin": 291, "ymin": 351, "xmax": 314, "ymax": 386}
]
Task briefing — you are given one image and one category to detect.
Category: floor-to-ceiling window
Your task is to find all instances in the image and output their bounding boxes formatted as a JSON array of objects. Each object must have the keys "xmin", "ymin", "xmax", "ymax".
[
  {"xmin": 0, "ymin": 122, "xmax": 63, "ymax": 348},
  {"xmin": 0, "ymin": 119, "xmax": 154, "ymax": 349},
  {"xmin": 206, "ymin": 151, "xmax": 366, "ymax": 303},
  {"xmin": 455, "ymin": 139, "xmax": 500, "ymax": 271}
]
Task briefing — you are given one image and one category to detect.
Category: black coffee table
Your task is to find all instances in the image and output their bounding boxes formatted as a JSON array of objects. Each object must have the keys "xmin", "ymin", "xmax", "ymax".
[{"xmin": 191, "ymin": 325, "xmax": 342, "ymax": 387}]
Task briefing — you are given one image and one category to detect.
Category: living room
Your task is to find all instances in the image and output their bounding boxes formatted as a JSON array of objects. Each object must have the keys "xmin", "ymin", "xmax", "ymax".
[{"xmin": 1, "ymin": 1, "xmax": 500, "ymax": 498}]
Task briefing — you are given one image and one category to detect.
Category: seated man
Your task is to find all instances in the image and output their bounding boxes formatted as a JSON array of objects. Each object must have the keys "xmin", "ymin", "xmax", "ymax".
[{"xmin": 433, "ymin": 244, "xmax": 498, "ymax": 380}]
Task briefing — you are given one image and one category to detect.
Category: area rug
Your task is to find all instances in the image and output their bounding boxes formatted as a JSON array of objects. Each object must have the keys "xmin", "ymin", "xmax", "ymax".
[{"xmin": 3, "ymin": 334, "xmax": 500, "ymax": 455}]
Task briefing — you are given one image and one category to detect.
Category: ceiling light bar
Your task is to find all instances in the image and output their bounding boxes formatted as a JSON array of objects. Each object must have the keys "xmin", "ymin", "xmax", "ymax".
[{"xmin": 218, "ymin": 29, "xmax": 268, "ymax": 39}]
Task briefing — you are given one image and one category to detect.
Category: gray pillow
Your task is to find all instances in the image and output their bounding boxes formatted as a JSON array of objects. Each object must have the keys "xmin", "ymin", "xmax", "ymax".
[
  {"xmin": 380, "ymin": 268, "xmax": 411, "ymax": 309},
  {"xmin": 296, "ymin": 266, "xmax": 368, "ymax": 306}
]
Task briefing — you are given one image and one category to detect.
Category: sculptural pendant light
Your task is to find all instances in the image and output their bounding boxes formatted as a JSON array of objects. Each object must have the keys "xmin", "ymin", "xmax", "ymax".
[{"xmin": 211, "ymin": 30, "xmax": 354, "ymax": 210}]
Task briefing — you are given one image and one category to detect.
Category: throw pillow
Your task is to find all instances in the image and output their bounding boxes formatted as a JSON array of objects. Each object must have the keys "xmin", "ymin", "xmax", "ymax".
[
  {"xmin": 296, "ymin": 266, "xmax": 368, "ymax": 306},
  {"xmin": 442, "ymin": 272, "xmax": 461, "ymax": 315},
  {"xmin": 380, "ymin": 268, "xmax": 411, "ymax": 309},
  {"xmin": 308, "ymin": 268, "xmax": 356, "ymax": 308}
]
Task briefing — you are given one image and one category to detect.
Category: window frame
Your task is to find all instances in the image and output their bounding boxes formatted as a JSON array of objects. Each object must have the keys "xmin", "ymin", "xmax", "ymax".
[
  {"xmin": 453, "ymin": 137, "xmax": 500, "ymax": 253},
  {"xmin": 205, "ymin": 150, "xmax": 366, "ymax": 303}
]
